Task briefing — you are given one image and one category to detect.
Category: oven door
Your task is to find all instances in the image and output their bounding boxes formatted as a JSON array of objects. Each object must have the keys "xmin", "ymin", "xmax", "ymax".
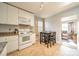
[{"xmin": 19, "ymin": 35, "xmax": 30, "ymax": 45}]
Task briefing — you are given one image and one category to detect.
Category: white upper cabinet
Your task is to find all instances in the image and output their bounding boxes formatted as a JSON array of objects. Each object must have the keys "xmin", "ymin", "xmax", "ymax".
[
  {"xmin": 0, "ymin": 3, "xmax": 18, "ymax": 25},
  {"xmin": 8, "ymin": 5, "xmax": 18, "ymax": 25},
  {"xmin": 19, "ymin": 9, "xmax": 27, "ymax": 18},
  {"xmin": 19, "ymin": 9, "xmax": 34, "ymax": 19},
  {"xmin": 0, "ymin": 3, "xmax": 34, "ymax": 26},
  {"xmin": 0, "ymin": 3, "xmax": 8, "ymax": 24},
  {"xmin": 18, "ymin": 9, "xmax": 34, "ymax": 26},
  {"xmin": 18, "ymin": 17, "xmax": 30, "ymax": 25}
]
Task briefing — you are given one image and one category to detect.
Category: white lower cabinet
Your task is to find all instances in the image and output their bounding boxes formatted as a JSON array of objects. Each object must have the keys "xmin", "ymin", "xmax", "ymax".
[
  {"xmin": 0, "ymin": 36, "xmax": 18, "ymax": 54},
  {"xmin": 6, "ymin": 36, "xmax": 18, "ymax": 53},
  {"xmin": 0, "ymin": 37, "xmax": 7, "ymax": 42},
  {"xmin": 30, "ymin": 33, "xmax": 36, "ymax": 44}
]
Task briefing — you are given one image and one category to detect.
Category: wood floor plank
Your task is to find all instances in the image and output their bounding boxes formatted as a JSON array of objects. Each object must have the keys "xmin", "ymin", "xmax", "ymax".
[{"xmin": 8, "ymin": 41, "xmax": 79, "ymax": 56}]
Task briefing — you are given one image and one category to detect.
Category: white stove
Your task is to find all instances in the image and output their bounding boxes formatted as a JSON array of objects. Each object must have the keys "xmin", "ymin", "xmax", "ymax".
[{"xmin": 18, "ymin": 29, "xmax": 32, "ymax": 50}]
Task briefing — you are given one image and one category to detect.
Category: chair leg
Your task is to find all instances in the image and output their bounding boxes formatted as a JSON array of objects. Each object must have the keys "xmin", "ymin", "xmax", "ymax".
[
  {"xmin": 55, "ymin": 40, "xmax": 56, "ymax": 43},
  {"xmin": 50, "ymin": 41, "xmax": 52, "ymax": 47},
  {"xmin": 40, "ymin": 41, "xmax": 41, "ymax": 44},
  {"xmin": 52, "ymin": 40, "xmax": 54, "ymax": 45},
  {"xmin": 47, "ymin": 43, "xmax": 49, "ymax": 48},
  {"xmin": 54, "ymin": 38, "xmax": 56, "ymax": 43},
  {"xmin": 40, "ymin": 38, "xmax": 41, "ymax": 44}
]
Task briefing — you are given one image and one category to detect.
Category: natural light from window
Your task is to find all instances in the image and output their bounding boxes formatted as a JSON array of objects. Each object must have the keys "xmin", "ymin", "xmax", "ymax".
[
  {"xmin": 62, "ymin": 23, "xmax": 68, "ymax": 31},
  {"xmin": 38, "ymin": 19, "xmax": 42, "ymax": 32}
]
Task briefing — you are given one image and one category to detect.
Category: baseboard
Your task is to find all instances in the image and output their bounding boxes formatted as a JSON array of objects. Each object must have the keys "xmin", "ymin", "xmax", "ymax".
[{"xmin": 7, "ymin": 49, "xmax": 19, "ymax": 55}]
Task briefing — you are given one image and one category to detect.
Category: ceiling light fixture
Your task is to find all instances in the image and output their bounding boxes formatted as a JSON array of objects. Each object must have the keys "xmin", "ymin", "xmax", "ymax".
[{"xmin": 40, "ymin": 2, "xmax": 44, "ymax": 10}]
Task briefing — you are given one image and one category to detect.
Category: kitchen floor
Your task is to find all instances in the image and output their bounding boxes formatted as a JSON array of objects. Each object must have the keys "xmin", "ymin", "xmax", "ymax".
[{"xmin": 8, "ymin": 40, "xmax": 79, "ymax": 56}]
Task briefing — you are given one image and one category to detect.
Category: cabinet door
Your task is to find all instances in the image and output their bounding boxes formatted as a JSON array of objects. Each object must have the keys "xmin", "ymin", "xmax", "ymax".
[
  {"xmin": 0, "ymin": 3, "xmax": 8, "ymax": 24},
  {"xmin": 0, "ymin": 37, "xmax": 7, "ymax": 42},
  {"xmin": 30, "ymin": 34, "xmax": 36, "ymax": 43},
  {"xmin": 25, "ymin": 19, "xmax": 30, "ymax": 25},
  {"xmin": 6, "ymin": 36, "xmax": 18, "ymax": 53},
  {"xmin": 19, "ymin": 9, "xmax": 27, "ymax": 18},
  {"xmin": 8, "ymin": 5, "xmax": 18, "ymax": 25},
  {"xmin": 30, "ymin": 18, "xmax": 34, "ymax": 26}
]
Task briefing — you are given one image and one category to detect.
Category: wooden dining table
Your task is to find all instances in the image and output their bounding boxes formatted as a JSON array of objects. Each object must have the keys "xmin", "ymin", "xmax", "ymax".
[{"xmin": 40, "ymin": 32, "xmax": 56, "ymax": 48}]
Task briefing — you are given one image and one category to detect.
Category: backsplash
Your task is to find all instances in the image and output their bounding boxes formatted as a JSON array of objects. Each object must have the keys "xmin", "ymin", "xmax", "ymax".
[{"xmin": 0, "ymin": 24, "xmax": 18, "ymax": 32}]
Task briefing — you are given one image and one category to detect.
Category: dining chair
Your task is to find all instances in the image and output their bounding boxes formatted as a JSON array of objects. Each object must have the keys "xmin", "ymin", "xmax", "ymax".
[
  {"xmin": 40, "ymin": 32, "xmax": 49, "ymax": 48},
  {"xmin": 49, "ymin": 32, "xmax": 56, "ymax": 47},
  {"xmin": 40, "ymin": 32, "xmax": 45, "ymax": 44}
]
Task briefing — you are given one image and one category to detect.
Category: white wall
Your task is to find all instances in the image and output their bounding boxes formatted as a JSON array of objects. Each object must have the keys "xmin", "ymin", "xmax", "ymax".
[
  {"xmin": 45, "ymin": 21, "xmax": 51, "ymax": 31},
  {"xmin": 46, "ymin": 6, "xmax": 79, "ymax": 44},
  {"xmin": 46, "ymin": 16, "xmax": 62, "ymax": 44}
]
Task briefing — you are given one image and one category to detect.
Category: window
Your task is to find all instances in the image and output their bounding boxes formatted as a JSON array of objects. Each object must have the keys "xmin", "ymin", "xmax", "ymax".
[
  {"xmin": 38, "ymin": 18, "xmax": 43, "ymax": 32},
  {"xmin": 62, "ymin": 23, "xmax": 68, "ymax": 31}
]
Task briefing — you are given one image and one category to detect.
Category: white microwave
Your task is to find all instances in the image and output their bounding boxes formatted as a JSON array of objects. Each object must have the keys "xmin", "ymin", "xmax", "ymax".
[{"xmin": 19, "ymin": 17, "xmax": 30, "ymax": 25}]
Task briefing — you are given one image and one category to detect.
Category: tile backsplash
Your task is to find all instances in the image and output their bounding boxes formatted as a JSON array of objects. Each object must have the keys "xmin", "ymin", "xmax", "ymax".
[{"xmin": 0, "ymin": 24, "xmax": 18, "ymax": 32}]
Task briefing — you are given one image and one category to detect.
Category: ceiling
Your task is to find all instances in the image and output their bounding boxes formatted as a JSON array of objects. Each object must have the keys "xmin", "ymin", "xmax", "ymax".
[{"xmin": 8, "ymin": 2, "xmax": 79, "ymax": 18}]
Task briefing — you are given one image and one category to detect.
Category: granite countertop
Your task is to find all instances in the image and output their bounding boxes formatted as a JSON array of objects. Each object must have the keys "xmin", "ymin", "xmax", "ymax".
[{"xmin": 0, "ymin": 42, "xmax": 7, "ymax": 55}]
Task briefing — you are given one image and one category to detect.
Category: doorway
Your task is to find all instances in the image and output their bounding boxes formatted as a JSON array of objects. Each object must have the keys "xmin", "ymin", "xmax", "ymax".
[{"xmin": 61, "ymin": 15, "xmax": 77, "ymax": 48}]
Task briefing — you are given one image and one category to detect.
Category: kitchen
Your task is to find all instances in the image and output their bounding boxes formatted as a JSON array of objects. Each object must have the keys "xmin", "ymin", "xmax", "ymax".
[
  {"xmin": 0, "ymin": 2, "xmax": 79, "ymax": 56},
  {"xmin": 0, "ymin": 2, "xmax": 36, "ymax": 55}
]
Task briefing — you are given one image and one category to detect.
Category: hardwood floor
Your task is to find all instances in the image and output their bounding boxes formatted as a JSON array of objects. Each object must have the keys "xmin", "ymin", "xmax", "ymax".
[{"xmin": 8, "ymin": 41, "xmax": 79, "ymax": 56}]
